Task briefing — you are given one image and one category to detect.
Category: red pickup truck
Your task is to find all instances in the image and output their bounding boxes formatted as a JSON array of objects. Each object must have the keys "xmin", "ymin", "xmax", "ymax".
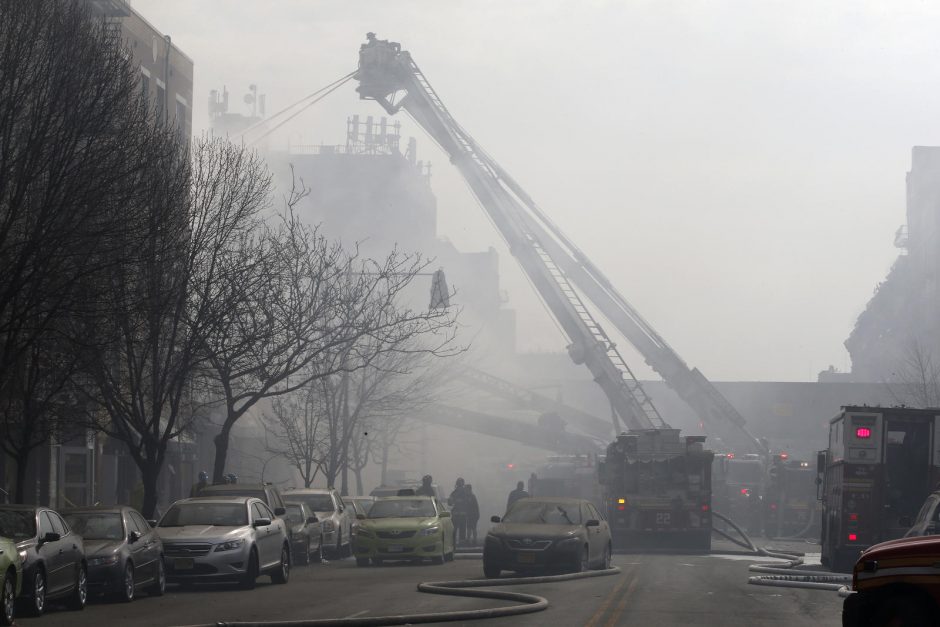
[{"xmin": 842, "ymin": 534, "xmax": 940, "ymax": 626}]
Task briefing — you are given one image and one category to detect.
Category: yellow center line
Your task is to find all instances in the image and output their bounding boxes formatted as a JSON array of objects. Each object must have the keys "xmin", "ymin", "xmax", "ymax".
[
  {"xmin": 584, "ymin": 572, "xmax": 629, "ymax": 627},
  {"xmin": 603, "ymin": 575, "xmax": 638, "ymax": 627}
]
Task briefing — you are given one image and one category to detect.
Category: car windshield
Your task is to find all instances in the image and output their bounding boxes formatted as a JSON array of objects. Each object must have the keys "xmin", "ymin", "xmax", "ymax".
[
  {"xmin": 159, "ymin": 503, "xmax": 248, "ymax": 527},
  {"xmin": 284, "ymin": 504, "xmax": 305, "ymax": 523},
  {"xmin": 65, "ymin": 513, "xmax": 124, "ymax": 540},
  {"xmin": 0, "ymin": 510, "xmax": 36, "ymax": 540},
  {"xmin": 503, "ymin": 501, "xmax": 582, "ymax": 525},
  {"xmin": 293, "ymin": 494, "xmax": 334, "ymax": 512},
  {"xmin": 368, "ymin": 499, "xmax": 436, "ymax": 518}
]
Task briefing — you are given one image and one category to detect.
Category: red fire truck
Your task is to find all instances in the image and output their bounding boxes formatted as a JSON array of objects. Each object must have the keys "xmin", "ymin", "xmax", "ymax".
[{"xmin": 818, "ymin": 406, "xmax": 940, "ymax": 572}]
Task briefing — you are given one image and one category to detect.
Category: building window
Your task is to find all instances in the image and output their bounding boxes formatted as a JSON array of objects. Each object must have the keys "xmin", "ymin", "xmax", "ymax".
[
  {"xmin": 140, "ymin": 68, "xmax": 150, "ymax": 103},
  {"xmin": 156, "ymin": 82, "xmax": 165, "ymax": 122},
  {"xmin": 175, "ymin": 99, "xmax": 188, "ymax": 142}
]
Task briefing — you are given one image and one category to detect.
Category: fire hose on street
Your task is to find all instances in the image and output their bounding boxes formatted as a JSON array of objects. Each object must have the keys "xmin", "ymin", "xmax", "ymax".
[
  {"xmin": 710, "ymin": 511, "xmax": 853, "ymax": 597},
  {"xmin": 175, "ymin": 565, "xmax": 621, "ymax": 627}
]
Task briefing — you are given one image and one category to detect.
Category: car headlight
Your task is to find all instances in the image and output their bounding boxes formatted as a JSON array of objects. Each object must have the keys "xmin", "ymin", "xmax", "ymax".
[
  {"xmin": 418, "ymin": 525, "xmax": 440, "ymax": 537},
  {"xmin": 17, "ymin": 549, "xmax": 27, "ymax": 564},
  {"xmin": 557, "ymin": 536, "xmax": 580, "ymax": 546},
  {"xmin": 321, "ymin": 520, "xmax": 335, "ymax": 532},
  {"xmin": 214, "ymin": 539, "xmax": 245, "ymax": 552},
  {"xmin": 88, "ymin": 555, "xmax": 120, "ymax": 567}
]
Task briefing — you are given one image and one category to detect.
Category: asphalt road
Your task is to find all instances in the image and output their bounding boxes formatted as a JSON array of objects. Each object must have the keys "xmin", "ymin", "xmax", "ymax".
[{"xmin": 15, "ymin": 547, "xmax": 844, "ymax": 626}]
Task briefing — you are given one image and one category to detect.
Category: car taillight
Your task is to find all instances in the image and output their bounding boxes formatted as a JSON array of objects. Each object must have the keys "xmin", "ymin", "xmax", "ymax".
[
  {"xmin": 848, "ymin": 533, "xmax": 858, "ymax": 541},
  {"xmin": 740, "ymin": 488, "xmax": 750, "ymax": 496}
]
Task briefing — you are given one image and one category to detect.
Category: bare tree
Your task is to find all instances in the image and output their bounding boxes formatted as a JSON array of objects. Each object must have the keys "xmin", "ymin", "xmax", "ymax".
[
  {"xmin": 0, "ymin": 0, "xmax": 178, "ymax": 497},
  {"xmin": 264, "ymin": 389, "xmax": 326, "ymax": 488},
  {"xmin": 75, "ymin": 137, "xmax": 265, "ymax": 517},
  {"xmin": 885, "ymin": 339, "xmax": 940, "ymax": 408},
  {"xmin": 204, "ymin": 194, "xmax": 460, "ymax": 483}
]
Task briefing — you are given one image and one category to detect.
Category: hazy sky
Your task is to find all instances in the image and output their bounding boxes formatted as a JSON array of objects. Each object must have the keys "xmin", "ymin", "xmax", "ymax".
[{"xmin": 133, "ymin": 0, "xmax": 940, "ymax": 382}]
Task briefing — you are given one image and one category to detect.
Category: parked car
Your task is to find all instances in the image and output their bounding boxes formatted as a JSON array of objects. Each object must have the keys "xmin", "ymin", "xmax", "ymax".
[
  {"xmin": 282, "ymin": 501, "xmax": 322, "ymax": 565},
  {"xmin": 63, "ymin": 506, "xmax": 164, "ymax": 601},
  {"xmin": 156, "ymin": 497, "xmax": 290, "ymax": 589},
  {"xmin": 0, "ymin": 505, "xmax": 86, "ymax": 616},
  {"xmin": 353, "ymin": 496, "xmax": 455, "ymax": 566},
  {"xmin": 903, "ymin": 489, "xmax": 940, "ymax": 538},
  {"xmin": 0, "ymin": 534, "xmax": 22, "ymax": 625},
  {"xmin": 842, "ymin": 534, "xmax": 940, "ymax": 626},
  {"xmin": 284, "ymin": 488, "xmax": 351, "ymax": 558},
  {"xmin": 483, "ymin": 497, "xmax": 612, "ymax": 578}
]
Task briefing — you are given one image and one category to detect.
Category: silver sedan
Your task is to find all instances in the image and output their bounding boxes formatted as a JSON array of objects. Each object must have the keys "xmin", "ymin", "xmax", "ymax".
[{"xmin": 155, "ymin": 497, "xmax": 291, "ymax": 589}]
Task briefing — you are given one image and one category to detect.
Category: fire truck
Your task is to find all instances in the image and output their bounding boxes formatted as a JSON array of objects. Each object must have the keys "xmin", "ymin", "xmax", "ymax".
[
  {"xmin": 764, "ymin": 455, "xmax": 818, "ymax": 538},
  {"xmin": 712, "ymin": 453, "xmax": 766, "ymax": 535},
  {"xmin": 818, "ymin": 406, "xmax": 940, "ymax": 572}
]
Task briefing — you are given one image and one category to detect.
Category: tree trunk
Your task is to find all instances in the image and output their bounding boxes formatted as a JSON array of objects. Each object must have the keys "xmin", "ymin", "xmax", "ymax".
[
  {"xmin": 354, "ymin": 468, "xmax": 363, "ymax": 496},
  {"xmin": 13, "ymin": 452, "xmax": 29, "ymax": 504},
  {"xmin": 380, "ymin": 441, "xmax": 389, "ymax": 486},
  {"xmin": 140, "ymin": 463, "xmax": 160, "ymax": 519},
  {"xmin": 212, "ymin": 425, "xmax": 232, "ymax": 484},
  {"xmin": 341, "ymin": 462, "xmax": 349, "ymax": 496}
]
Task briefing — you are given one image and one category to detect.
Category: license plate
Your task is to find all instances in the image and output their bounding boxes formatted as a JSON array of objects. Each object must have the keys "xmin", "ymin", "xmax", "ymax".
[
  {"xmin": 387, "ymin": 545, "xmax": 404, "ymax": 553},
  {"xmin": 174, "ymin": 558, "xmax": 194, "ymax": 570},
  {"xmin": 517, "ymin": 552, "xmax": 536, "ymax": 564}
]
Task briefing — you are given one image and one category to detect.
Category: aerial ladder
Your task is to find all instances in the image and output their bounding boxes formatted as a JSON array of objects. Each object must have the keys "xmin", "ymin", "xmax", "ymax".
[
  {"xmin": 357, "ymin": 39, "xmax": 726, "ymax": 550},
  {"xmin": 355, "ymin": 37, "xmax": 763, "ymax": 456}
]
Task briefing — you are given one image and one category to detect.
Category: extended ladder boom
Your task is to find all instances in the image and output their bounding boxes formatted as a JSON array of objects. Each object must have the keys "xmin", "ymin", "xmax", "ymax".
[{"xmin": 355, "ymin": 38, "xmax": 762, "ymax": 452}]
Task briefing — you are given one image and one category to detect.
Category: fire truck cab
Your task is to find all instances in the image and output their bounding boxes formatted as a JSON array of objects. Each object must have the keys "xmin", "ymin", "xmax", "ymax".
[{"xmin": 818, "ymin": 406, "xmax": 940, "ymax": 572}]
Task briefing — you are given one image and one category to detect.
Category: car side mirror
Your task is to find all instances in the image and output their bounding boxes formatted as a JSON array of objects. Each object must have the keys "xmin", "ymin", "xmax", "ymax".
[
  {"xmin": 41, "ymin": 532, "xmax": 60, "ymax": 544},
  {"xmin": 490, "ymin": 516, "xmax": 501, "ymax": 523},
  {"xmin": 899, "ymin": 516, "xmax": 913, "ymax": 528},
  {"xmin": 128, "ymin": 531, "xmax": 142, "ymax": 543},
  {"xmin": 274, "ymin": 507, "xmax": 286, "ymax": 516},
  {"xmin": 147, "ymin": 519, "xmax": 158, "ymax": 527},
  {"xmin": 356, "ymin": 513, "xmax": 366, "ymax": 520},
  {"xmin": 253, "ymin": 518, "xmax": 272, "ymax": 527},
  {"xmin": 585, "ymin": 519, "xmax": 600, "ymax": 528},
  {"xmin": 439, "ymin": 511, "xmax": 451, "ymax": 518}
]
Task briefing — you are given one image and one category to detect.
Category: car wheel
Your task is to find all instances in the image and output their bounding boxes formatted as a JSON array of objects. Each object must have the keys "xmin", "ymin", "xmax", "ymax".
[
  {"xmin": 356, "ymin": 557, "xmax": 370, "ymax": 567},
  {"xmin": 431, "ymin": 553, "xmax": 444, "ymax": 565},
  {"xmin": 312, "ymin": 536, "xmax": 323, "ymax": 563},
  {"xmin": 240, "ymin": 548, "xmax": 259, "ymax": 590},
  {"xmin": 571, "ymin": 546, "xmax": 589, "ymax": 573},
  {"xmin": 67, "ymin": 563, "xmax": 87, "ymax": 611},
  {"xmin": 483, "ymin": 557, "xmax": 501, "ymax": 579},
  {"xmin": 120, "ymin": 562, "xmax": 135, "ymax": 602},
  {"xmin": 24, "ymin": 568, "xmax": 45, "ymax": 617},
  {"xmin": 597, "ymin": 544, "xmax": 612, "ymax": 570},
  {"xmin": 298, "ymin": 538, "xmax": 310, "ymax": 566},
  {"xmin": 0, "ymin": 569, "xmax": 15, "ymax": 626},
  {"xmin": 444, "ymin": 550, "xmax": 454, "ymax": 562},
  {"xmin": 148, "ymin": 558, "xmax": 166, "ymax": 596},
  {"xmin": 272, "ymin": 544, "xmax": 290, "ymax": 584}
]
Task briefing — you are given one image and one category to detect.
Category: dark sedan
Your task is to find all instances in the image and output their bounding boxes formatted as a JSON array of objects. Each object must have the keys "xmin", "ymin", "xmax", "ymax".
[
  {"xmin": 63, "ymin": 506, "xmax": 165, "ymax": 602},
  {"xmin": 0, "ymin": 505, "xmax": 86, "ymax": 616},
  {"xmin": 283, "ymin": 502, "xmax": 322, "ymax": 565},
  {"xmin": 483, "ymin": 497, "xmax": 612, "ymax": 578}
]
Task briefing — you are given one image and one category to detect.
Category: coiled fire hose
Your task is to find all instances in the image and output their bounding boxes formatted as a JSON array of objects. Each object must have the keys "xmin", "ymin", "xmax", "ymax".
[
  {"xmin": 176, "ymin": 565, "xmax": 621, "ymax": 627},
  {"xmin": 711, "ymin": 511, "xmax": 852, "ymax": 597}
]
